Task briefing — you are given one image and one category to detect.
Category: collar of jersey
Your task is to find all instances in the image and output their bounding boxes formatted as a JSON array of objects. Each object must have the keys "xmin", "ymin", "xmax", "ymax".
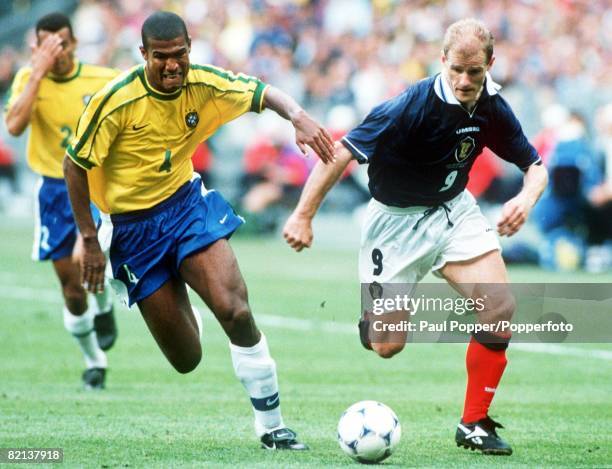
[
  {"xmin": 138, "ymin": 65, "xmax": 184, "ymax": 100},
  {"xmin": 434, "ymin": 71, "xmax": 501, "ymax": 106},
  {"xmin": 48, "ymin": 61, "xmax": 82, "ymax": 83}
]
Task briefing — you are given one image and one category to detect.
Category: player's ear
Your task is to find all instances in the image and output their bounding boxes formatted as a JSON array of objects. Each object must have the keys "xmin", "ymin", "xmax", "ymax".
[
  {"xmin": 140, "ymin": 45, "xmax": 148, "ymax": 60},
  {"xmin": 440, "ymin": 51, "xmax": 447, "ymax": 65},
  {"xmin": 487, "ymin": 54, "xmax": 495, "ymax": 70},
  {"xmin": 187, "ymin": 36, "xmax": 192, "ymax": 51}
]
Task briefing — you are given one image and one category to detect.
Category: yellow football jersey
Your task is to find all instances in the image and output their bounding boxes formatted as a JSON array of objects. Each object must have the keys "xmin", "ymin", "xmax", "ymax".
[
  {"xmin": 67, "ymin": 64, "xmax": 268, "ymax": 214},
  {"xmin": 5, "ymin": 61, "xmax": 119, "ymax": 178}
]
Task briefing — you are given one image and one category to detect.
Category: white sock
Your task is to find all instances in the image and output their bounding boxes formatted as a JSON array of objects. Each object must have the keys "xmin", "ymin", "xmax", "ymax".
[
  {"xmin": 89, "ymin": 281, "xmax": 113, "ymax": 316},
  {"xmin": 230, "ymin": 333, "xmax": 284, "ymax": 436},
  {"xmin": 191, "ymin": 306, "xmax": 203, "ymax": 338},
  {"xmin": 63, "ymin": 306, "xmax": 107, "ymax": 369}
]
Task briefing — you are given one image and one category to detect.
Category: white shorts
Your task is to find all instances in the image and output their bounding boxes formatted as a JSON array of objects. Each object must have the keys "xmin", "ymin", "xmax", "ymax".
[{"xmin": 359, "ymin": 191, "xmax": 501, "ymax": 284}]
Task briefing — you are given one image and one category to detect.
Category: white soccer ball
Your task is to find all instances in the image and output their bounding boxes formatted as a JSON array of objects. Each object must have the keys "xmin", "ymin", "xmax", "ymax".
[{"xmin": 337, "ymin": 400, "xmax": 401, "ymax": 464}]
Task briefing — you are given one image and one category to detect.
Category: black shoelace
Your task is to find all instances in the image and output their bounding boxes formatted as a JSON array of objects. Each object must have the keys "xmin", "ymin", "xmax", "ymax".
[{"xmin": 413, "ymin": 203, "xmax": 454, "ymax": 231}]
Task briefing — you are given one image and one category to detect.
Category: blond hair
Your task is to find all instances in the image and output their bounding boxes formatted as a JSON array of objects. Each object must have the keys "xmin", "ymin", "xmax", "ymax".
[{"xmin": 443, "ymin": 18, "xmax": 495, "ymax": 63}]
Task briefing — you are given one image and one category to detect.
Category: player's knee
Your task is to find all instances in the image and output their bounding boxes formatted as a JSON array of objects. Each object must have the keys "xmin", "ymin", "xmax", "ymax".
[
  {"xmin": 220, "ymin": 300, "xmax": 253, "ymax": 330},
  {"xmin": 372, "ymin": 342, "xmax": 405, "ymax": 359},
  {"xmin": 61, "ymin": 282, "xmax": 87, "ymax": 308},
  {"xmin": 485, "ymin": 292, "xmax": 516, "ymax": 323},
  {"xmin": 172, "ymin": 347, "xmax": 202, "ymax": 374}
]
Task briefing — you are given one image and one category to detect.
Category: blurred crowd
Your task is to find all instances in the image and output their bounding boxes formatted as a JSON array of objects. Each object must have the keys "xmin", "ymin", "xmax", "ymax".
[{"xmin": 0, "ymin": 0, "xmax": 611, "ymax": 270}]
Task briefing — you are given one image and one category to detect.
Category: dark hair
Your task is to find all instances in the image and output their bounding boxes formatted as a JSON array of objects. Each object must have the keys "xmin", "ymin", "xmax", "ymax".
[
  {"xmin": 36, "ymin": 12, "xmax": 74, "ymax": 39},
  {"xmin": 141, "ymin": 11, "xmax": 189, "ymax": 49}
]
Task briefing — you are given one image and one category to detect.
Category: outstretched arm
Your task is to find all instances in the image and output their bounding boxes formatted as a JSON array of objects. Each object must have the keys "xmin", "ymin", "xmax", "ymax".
[
  {"xmin": 497, "ymin": 163, "xmax": 548, "ymax": 237},
  {"xmin": 283, "ymin": 142, "xmax": 354, "ymax": 251},
  {"xmin": 263, "ymin": 86, "xmax": 335, "ymax": 164},
  {"xmin": 5, "ymin": 35, "xmax": 63, "ymax": 136},
  {"xmin": 63, "ymin": 156, "xmax": 106, "ymax": 293}
]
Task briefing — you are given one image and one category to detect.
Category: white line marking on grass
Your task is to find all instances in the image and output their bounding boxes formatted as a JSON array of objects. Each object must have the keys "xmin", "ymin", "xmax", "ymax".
[
  {"xmin": 0, "ymin": 271, "xmax": 48, "ymax": 283},
  {"xmin": 257, "ymin": 314, "xmax": 313, "ymax": 331},
  {"xmin": 2, "ymin": 283, "xmax": 611, "ymax": 361},
  {"xmin": 256, "ymin": 313, "xmax": 356, "ymax": 334},
  {"xmin": 0, "ymin": 285, "xmax": 60, "ymax": 303},
  {"xmin": 320, "ymin": 321, "xmax": 356, "ymax": 334}
]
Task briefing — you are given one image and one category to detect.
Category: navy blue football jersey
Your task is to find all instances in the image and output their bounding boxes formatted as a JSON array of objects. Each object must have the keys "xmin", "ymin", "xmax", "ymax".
[{"xmin": 341, "ymin": 73, "xmax": 541, "ymax": 207}]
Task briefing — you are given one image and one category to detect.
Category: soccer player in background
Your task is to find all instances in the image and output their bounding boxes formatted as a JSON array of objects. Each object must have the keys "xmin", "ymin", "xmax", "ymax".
[
  {"xmin": 63, "ymin": 11, "xmax": 334, "ymax": 450},
  {"xmin": 283, "ymin": 18, "xmax": 548, "ymax": 455},
  {"xmin": 4, "ymin": 12, "xmax": 119, "ymax": 390}
]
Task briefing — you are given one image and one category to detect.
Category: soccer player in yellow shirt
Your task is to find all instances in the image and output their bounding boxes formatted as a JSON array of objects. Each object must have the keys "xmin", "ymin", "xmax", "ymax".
[
  {"xmin": 64, "ymin": 11, "xmax": 335, "ymax": 449},
  {"xmin": 4, "ymin": 12, "xmax": 119, "ymax": 390}
]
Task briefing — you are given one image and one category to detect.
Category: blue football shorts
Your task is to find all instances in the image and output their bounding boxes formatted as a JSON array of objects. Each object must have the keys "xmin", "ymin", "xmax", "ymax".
[
  {"xmin": 98, "ymin": 174, "xmax": 244, "ymax": 306},
  {"xmin": 32, "ymin": 176, "xmax": 100, "ymax": 261}
]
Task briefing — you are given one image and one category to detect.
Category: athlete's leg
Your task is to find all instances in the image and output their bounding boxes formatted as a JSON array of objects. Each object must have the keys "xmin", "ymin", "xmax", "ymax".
[
  {"xmin": 54, "ymin": 256, "xmax": 107, "ymax": 383},
  {"xmin": 179, "ymin": 240, "xmax": 305, "ymax": 447},
  {"xmin": 53, "ymin": 256, "xmax": 87, "ymax": 315},
  {"xmin": 439, "ymin": 249, "xmax": 513, "ymax": 454},
  {"xmin": 179, "ymin": 239, "xmax": 259, "ymax": 346},
  {"xmin": 439, "ymin": 249, "xmax": 515, "ymax": 330},
  {"xmin": 363, "ymin": 309, "xmax": 409, "ymax": 359},
  {"xmin": 137, "ymin": 277, "xmax": 201, "ymax": 374}
]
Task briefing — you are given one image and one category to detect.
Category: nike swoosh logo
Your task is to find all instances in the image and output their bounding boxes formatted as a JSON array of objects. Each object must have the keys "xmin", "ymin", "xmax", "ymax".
[
  {"xmin": 219, "ymin": 214, "xmax": 228, "ymax": 224},
  {"xmin": 132, "ymin": 124, "xmax": 148, "ymax": 131},
  {"xmin": 266, "ymin": 395, "xmax": 279, "ymax": 407}
]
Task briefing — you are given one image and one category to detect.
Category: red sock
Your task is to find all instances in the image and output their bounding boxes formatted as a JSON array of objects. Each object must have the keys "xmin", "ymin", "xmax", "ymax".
[{"xmin": 462, "ymin": 336, "xmax": 508, "ymax": 423}]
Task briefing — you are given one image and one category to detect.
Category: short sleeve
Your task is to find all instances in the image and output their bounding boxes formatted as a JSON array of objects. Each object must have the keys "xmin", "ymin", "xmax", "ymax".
[
  {"xmin": 341, "ymin": 88, "xmax": 418, "ymax": 164},
  {"xmin": 195, "ymin": 65, "xmax": 268, "ymax": 126},
  {"xmin": 218, "ymin": 78, "xmax": 267, "ymax": 125},
  {"xmin": 4, "ymin": 67, "xmax": 31, "ymax": 113},
  {"xmin": 341, "ymin": 102, "xmax": 396, "ymax": 164},
  {"xmin": 488, "ymin": 97, "xmax": 541, "ymax": 171},
  {"xmin": 66, "ymin": 89, "xmax": 120, "ymax": 170}
]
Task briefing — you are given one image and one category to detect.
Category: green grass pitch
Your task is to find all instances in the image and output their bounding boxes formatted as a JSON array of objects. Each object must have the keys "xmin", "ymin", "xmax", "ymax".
[{"xmin": 0, "ymin": 220, "xmax": 610, "ymax": 468}]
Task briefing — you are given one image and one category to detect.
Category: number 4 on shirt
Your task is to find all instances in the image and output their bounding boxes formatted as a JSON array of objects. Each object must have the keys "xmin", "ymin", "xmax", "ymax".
[{"xmin": 159, "ymin": 149, "xmax": 172, "ymax": 173}]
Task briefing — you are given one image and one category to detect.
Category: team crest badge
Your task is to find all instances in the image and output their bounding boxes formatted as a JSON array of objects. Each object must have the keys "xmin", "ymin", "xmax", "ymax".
[
  {"xmin": 185, "ymin": 111, "xmax": 199, "ymax": 128},
  {"xmin": 455, "ymin": 136, "xmax": 476, "ymax": 162},
  {"xmin": 82, "ymin": 94, "xmax": 92, "ymax": 105}
]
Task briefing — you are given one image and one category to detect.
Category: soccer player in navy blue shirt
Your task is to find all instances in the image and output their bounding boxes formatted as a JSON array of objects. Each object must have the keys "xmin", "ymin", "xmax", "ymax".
[{"xmin": 284, "ymin": 18, "xmax": 548, "ymax": 455}]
